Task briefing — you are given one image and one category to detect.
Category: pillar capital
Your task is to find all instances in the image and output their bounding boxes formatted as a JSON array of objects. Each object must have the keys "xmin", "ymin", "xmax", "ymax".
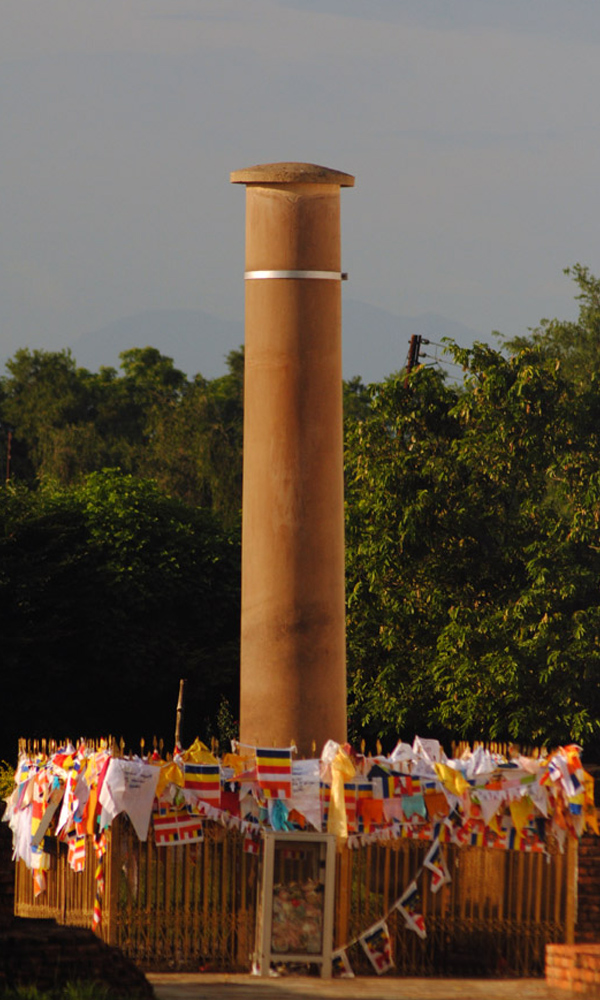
[{"xmin": 230, "ymin": 161, "xmax": 355, "ymax": 187}]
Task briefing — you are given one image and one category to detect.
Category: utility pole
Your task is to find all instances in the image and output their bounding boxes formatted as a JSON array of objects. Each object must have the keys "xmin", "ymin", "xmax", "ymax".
[{"xmin": 404, "ymin": 335, "xmax": 429, "ymax": 387}]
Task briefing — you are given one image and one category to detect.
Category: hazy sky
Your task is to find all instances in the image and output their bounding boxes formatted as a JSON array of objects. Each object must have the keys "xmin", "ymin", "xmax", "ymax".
[{"xmin": 3, "ymin": 0, "xmax": 600, "ymax": 369}]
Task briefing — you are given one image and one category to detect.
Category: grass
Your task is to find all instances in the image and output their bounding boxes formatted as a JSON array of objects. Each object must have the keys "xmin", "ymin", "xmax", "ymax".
[
  {"xmin": 0, "ymin": 761, "xmax": 15, "ymax": 801},
  {"xmin": 0, "ymin": 983, "xmax": 147, "ymax": 1000}
]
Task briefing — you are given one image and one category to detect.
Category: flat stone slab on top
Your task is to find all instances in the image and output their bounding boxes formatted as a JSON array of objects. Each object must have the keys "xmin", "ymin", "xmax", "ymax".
[{"xmin": 230, "ymin": 162, "xmax": 355, "ymax": 186}]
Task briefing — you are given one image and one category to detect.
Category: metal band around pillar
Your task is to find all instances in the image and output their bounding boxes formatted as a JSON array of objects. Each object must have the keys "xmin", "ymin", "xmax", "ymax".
[{"xmin": 245, "ymin": 270, "xmax": 348, "ymax": 280}]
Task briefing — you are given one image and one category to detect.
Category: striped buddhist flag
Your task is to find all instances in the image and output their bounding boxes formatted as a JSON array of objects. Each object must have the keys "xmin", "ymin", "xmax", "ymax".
[
  {"xmin": 256, "ymin": 747, "xmax": 292, "ymax": 800},
  {"xmin": 67, "ymin": 835, "xmax": 87, "ymax": 873},
  {"xmin": 367, "ymin": 764, "xmax": 397, "ymax": 799},
  {"xmin": 355, "ymin": 781, "xmax": 373, "ymax": 833},
  {"xmin": 153, "ymin": 803, "xmax": 204, "ymax": 846},
  {"xmin": 343, "ymin": 782, "xmax": 358, "ymax": 833},
  {"xmin": 183, "ymin": 763, "xmax": 221, "ymax": 807}
]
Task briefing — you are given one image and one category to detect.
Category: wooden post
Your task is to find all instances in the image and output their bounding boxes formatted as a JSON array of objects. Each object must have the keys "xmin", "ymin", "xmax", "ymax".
[
  {"xmin": 335, "ymin": 847, "xmax": 351, "ymax": 950},
  {"xmin": 174, "ymin": 678, "xmax": 186, "ymax": 750}
]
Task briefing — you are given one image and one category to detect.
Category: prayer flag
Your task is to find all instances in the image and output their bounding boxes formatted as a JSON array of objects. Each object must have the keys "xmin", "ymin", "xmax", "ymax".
[
  {"xmin": 256, "ymin": 747, "xmax": 292, "ymax": 800},
  {"xmin": 396, "ymin": 881, "xmax": 427, "ymax": 939},
  {"xmin": 33, "ymin": 870, "xmax": 46, "ymax": 898},
  {"xmin": 368, "ymin": 763, "xmax": 397, "ymax": 799},
  {"xmin": 183, "ymin": 762, "xmax": 221, "ymax": 807},
  {"xmin": 243, "ymin": 831, "xmax": 261, "ymax": 855},
  {"xmin": 343, "ymin": 782, "xmax": 358, "ymax": 833},
  {"xmin": 423, "ymin": 839, "xmax": 451, "ymax": 893},
  {"xmin": 332, "ymin": 948, "xmax": 355, "ymax": 978},
  {"xmin": 355, "ymin": 780, "xmax": 373, "ymax": 833},
  {"xmin": 153, "ymin": 802, "xmax": 204, "ymax": 846},
  {"xmin": 360, "ymin": 919, "xmax": 395, "ymax": 974},
  {"xmin": 67, "ymin": 835, "xmax": 87, "ymax": 873}
]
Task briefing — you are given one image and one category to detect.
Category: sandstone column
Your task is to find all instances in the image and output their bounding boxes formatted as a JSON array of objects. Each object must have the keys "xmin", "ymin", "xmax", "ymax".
[{"xmin": 230, "ymin": 162, "xmax": 354, "ymax": 758}]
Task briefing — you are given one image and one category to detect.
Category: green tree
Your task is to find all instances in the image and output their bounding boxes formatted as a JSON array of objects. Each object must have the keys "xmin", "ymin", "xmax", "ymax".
[
  {"xmin": 0, "ymin": 471, "xmax": 241, "ymax": 763},
  {"xmin": 345, "ymin": 342, "xmax": 600, "ymax": 755},
  {"xmin": 0, "ymin": 349, "xmax": 97, "ymax": 480},
  {"xmin": 503, "ymin": 264, "xmax": 600, "ymax": 389}
]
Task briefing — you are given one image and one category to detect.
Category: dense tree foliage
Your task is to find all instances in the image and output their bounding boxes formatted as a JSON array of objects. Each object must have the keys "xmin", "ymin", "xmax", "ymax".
[
  {"xmin": 0, "ymin": 471, "xmax": 240, "ymax": 763},
  {"xmin": 503, "ymin": 264, "xmax": 600, "ymax": 388},
  {"xmin": 3, "ymin": 267, "xmax": 600, "ymax": 760},
  {"xmin": 345, "ymin": 336, "xmax": 600, "ymax": 755},
  {"xmin": 0, "ymin": 346, "xmax": 244, "ymax": 524}
]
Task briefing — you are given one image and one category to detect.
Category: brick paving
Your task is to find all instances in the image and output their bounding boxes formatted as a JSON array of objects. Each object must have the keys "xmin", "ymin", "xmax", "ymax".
[{"xmin": 148, "ymin": 972, "xmax": 560, "ymax": 1000}]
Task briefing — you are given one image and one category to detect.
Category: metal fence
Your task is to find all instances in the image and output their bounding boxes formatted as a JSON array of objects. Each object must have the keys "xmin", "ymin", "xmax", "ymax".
[{"xmin": 14, "ymin": 815, "xmax": 576, "ymax": 976}]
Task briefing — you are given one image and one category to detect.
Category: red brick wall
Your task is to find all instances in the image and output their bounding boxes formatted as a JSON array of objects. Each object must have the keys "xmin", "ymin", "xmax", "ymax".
[
  {"xmin": 547, "ymin": 944, "xmax": 600, "ymax": 996},
  {"xmin": 577, "ymin": 830, "xmax": 600, "ymax": 944}
]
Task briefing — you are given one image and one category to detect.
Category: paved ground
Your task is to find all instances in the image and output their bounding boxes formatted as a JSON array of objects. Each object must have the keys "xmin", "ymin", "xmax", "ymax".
[{"xmin": 148, "ymin": 972, "xmax": 561, "ymax": 1000}]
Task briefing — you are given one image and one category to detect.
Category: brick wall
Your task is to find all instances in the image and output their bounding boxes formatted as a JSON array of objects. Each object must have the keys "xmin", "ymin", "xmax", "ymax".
[
  {"xmin": 547, "ymin": 944, "xmax": 600, "ymax": 996},
  {"xmin": 577, "ymin": 830, "xmax": 600, "ymax": 944}
]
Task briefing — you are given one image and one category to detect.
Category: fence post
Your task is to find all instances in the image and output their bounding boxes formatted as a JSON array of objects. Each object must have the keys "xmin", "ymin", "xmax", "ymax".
[
  {"xmin": 565, "ymin": 834, "xmax": 577, "ymax": 944},
  {"xmin": 105, "ymin": 823, "xmax": 120, "ymax": 946},
  {"xmin": 335, "ymin": 846, "xmax": 351, "ymax": 949}
]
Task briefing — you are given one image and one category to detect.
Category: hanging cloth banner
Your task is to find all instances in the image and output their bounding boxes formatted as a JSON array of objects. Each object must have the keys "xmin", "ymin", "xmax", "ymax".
[
  {"xmin": 99, "ymin": 758, "xmax": 160, "ymax": 840},
  {"xmin": 396, "ymin": 880, "xmax": 427, "ymax": 939},
  {"xmin": 360, "ymin": 919, "xmax": 395, "ymax": 975},
  {"xmin": 291, "ymin": 759, "xmax": 321, "ymax": 831},
  {"xmin": 327, "ymin": 746, "xmax": 356, "ymax": 841}
]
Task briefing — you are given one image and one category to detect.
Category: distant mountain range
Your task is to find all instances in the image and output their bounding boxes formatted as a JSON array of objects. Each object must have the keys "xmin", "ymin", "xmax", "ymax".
[{"xmin": 65, "ymin": 300, "xmax": 482, "ymax": 384}]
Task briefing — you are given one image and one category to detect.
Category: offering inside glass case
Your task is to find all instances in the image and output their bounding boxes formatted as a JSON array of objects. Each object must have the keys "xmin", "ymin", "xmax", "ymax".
[
  {"xmin": 271, "ymin": 876, "xmax": 324, "ymax": 954},
  {"xmin": 255, "ymin": 831, "xmax": 336, "ymax": 977}
]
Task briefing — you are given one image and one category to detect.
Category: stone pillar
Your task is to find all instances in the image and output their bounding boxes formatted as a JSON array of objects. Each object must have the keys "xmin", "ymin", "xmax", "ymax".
[{"xmin": 231, "ymin": 162, "xmax": 354, "ymax": 758}]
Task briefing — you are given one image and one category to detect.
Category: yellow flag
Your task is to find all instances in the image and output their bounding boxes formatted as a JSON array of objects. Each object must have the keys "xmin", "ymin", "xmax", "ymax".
[
  {"xmin": 327, "ymin": 748, "xmax": 356, "ymax": 843},
  {"xmin": 181, "ymin": 738, "xmax": 218, "ymax": 765},
  {"xmin": 582, "ymin": 772, "xmax": 599, "ymax": 835},
  {"xmin": 222, "ymin": 752, "xmax": 251, "ymax": 776},
  {"xmin": 434, "ymin": 762, "xmax": 468, "ymax": 797},
  {"xmin": 509, "ymin": 795, "xmax": 533, "ymax": 836},
  {"xmin": 156, "ymin": 760, "xmax": 184, "ymax": 797}
]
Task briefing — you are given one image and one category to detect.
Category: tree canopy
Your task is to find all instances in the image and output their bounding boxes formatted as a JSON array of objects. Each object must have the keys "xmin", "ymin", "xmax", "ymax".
[
  {"xmin": 3, "ymin": 268, "xmax": 600, "ymax": 760},
  {"xmin": 345, "ymin": 333, "xmax": 600, "ymax": 755},
  {"xmin": 0, "ymin": 471, "xmax": 240, "ymax": 762},
  {"xmin": 0, "ymin": 346, "xmax": 245, "ymax": 524}
]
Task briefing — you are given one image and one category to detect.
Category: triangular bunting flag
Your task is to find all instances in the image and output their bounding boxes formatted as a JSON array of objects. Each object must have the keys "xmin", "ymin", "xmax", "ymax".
[
  {"xmin": 360, "ymin": 919, "xmax": 395, "ymax": 975},
  {"xmin": 423, "ymin": 839, "xmax": 451, "ymax": 893},
  {"xmin": 332, "ymin": 948, "xmax": 355, "ymax": 978},
  {"xmin": 396, "ymin": 880, "xmax": 427, "ymax": 939}
]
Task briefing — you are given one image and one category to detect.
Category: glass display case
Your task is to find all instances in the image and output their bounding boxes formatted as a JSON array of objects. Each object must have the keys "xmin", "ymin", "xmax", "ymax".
[{"xmin": 255, "ymin": 830, "xmax": 336, "ymax": 977}]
